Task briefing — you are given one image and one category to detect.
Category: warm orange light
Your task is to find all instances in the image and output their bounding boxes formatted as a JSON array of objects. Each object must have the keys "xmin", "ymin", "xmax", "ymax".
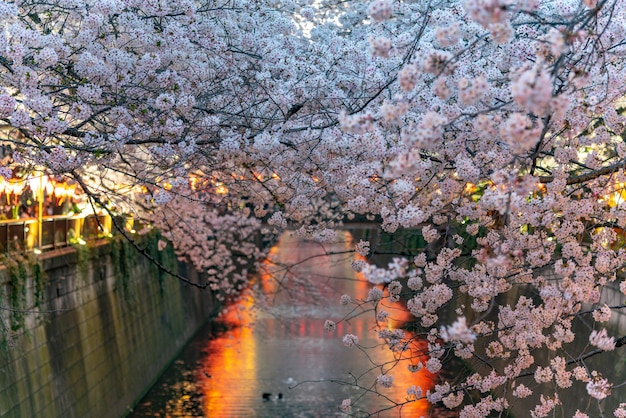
[
  {"xmin": 3, "ymin": 182, "xmax": 9, "ymax": 204},
  {"xmin": 215, "ymin": 183, "xmax": 228, "ymax": 195},
  {"xmin": 352, "ymin": 238, "xmax": 435, "ymax": 416},
  {"xmin": 54, "ymin": 184, "xmax": 64, "ymax": 198},
  {"xmin": 229, "ymin": 172, "xmax": 246, "ymax": 181},
  {"xmin": 537, "ymin": 183, "xmax": 547, "ymax": 194},
  {"xmin": 600, "ymin": 180, "xmax": 626, "ymax": 208},
  {"xmin": 464, "ymin": 182, "xmax": 477, "ymax": 195},
  {"xmin": 201, "ymin": 294, "xmax": 257, "ymax": 416},
  {"xmin": 11, "ymin": 179, "xmax": 25, "ymax": 195},
  {"xmin": 196, "ymin": 234, "xmax": 437, "ymax": 417},
  {"xmin": 28, "ymin": 176, "xmax": 45, "ymax": 196},
  {"xmin": 4, "ymin": 180, "xmax": 26, "ymax": 205}
]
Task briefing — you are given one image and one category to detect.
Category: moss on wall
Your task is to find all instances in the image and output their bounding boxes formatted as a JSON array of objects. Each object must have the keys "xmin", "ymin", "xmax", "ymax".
[{"xmin": 0, "ymin": 241, "xmax": 217, "ymax": 418}]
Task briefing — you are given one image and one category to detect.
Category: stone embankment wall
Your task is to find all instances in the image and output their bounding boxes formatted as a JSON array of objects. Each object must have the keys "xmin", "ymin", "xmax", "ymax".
[{"xmin": 0, "ymin": 240, "xmax": 217, "ymax": 418}]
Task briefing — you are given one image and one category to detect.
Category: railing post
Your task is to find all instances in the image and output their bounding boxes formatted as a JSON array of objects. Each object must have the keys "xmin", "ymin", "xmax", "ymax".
[{"xmin": 37, "ymin": 174, "xmax": 43, "ymax": 252}]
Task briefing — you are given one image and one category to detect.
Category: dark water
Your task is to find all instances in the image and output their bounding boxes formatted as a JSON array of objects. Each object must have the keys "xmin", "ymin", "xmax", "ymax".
[{"xmin": 129, "ymin": 232, "xmax": 437, "ymax": 418}]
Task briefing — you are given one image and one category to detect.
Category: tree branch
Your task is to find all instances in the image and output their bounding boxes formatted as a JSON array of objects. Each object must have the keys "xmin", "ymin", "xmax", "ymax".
[{"xmin": 538, "ymin": 158, "xmax": 626, "ymax": 185}]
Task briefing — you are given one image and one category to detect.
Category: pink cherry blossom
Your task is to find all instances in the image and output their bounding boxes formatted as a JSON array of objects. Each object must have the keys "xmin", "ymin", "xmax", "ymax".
[
  {"xmin": 342, "ymin": 333, "xmax": 359, "ymax": 348},
  {"xmin": 2, "ymin": 0, "xmax": 626, "ymax": 415}
]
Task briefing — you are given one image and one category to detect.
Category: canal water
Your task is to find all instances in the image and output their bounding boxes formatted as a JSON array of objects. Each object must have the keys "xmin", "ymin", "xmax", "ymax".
[
  {"xmin": 128, "ymin": 231, "xmax": 626, "ymax": 417},
  {"xmin": 129, "ymin": 231, "xmax": 440, "ymax": 417}
]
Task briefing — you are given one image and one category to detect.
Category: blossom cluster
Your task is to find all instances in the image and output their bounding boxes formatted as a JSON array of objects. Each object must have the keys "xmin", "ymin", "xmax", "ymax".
[{"xmin": 3, "ymin": 0, "xmax": 626, "ymax": 415}]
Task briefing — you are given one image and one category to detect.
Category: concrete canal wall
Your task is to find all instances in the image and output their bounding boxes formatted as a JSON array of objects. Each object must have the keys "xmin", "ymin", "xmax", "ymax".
[{"xmin": 0, "ymin": 239, "xmax": 217, "ymax": 418}]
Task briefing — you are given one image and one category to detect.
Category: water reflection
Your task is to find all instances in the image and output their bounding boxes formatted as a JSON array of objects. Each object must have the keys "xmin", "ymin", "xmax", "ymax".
[
  {"xmin": 130, "ymin": 232, "xmax": 438, "ymax": 417},
  {"xmin": 131, "ymin": 230, "xmax": 626, "ymax": 417},
  {"xmin": 201, "ymin": 294, "xmax": 258, "ymax": 417}
]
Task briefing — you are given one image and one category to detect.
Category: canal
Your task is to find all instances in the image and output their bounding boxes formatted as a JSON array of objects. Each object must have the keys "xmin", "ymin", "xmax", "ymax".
[
  {"xmin": 128, "ymin": 231, "xmax": 625, "ymax": 417},
  {"xmin": 128, "ymin": 231, "xmax": 440, "ymax": 417}
]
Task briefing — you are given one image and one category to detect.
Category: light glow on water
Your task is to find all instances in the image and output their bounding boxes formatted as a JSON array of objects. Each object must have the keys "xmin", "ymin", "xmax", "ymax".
[
  {"xmin": 131, "ymin": 232, "xmax": 439, "ymax": 417},
  {"xmin": 202, "ymin": 294, "xmax": 258, "ymax": 416}
]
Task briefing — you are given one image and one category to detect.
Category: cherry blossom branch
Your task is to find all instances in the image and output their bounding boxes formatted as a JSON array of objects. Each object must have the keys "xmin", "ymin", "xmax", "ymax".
[
  {"xmin": 69, "ymin": 172, "xmax": 210, "ymax": 290},
  {"xmin": 538, "ymin": 158, "xmax": 626, "ymax": 185}
]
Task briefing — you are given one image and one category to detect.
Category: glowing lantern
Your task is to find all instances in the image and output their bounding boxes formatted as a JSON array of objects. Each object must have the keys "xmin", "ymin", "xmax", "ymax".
[
  {"xmin": 215, "ymin": 182, "xmax": 228, "ymax": 195},
  {"xmin": 45, "ymin": 180, "xmax": 54, "ymax": 195},
  {"xmin": 28, "ymin": 175, "xmax": 49, "ymax": 198},
  {"xmin": 54, "ymin": 184, "xmax": 65, "ymax": 198},
  {"xmin": 11, "ymin": 180, "xmax": 25, "ymax": 195}
]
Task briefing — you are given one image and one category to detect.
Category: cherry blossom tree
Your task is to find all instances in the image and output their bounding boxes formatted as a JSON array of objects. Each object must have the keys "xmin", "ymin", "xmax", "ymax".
[
  {"xmin": 2, "ymin": 0, "xmax": 626, "ymax": 416},
  {"xmin": 319, "ymin": 0, "xmax": 626, "ymax": 416},
  {"xmin": 0, "ymin": 0, "xmax": 349, "ymax": 288}
]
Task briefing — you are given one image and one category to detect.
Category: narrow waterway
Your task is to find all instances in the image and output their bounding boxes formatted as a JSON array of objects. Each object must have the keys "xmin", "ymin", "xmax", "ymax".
[
  {"xmin": 129, "ymin": 231, "xmax": 438, "ymax": 417},
  {"xmin": 127, "ymin": 231, "xmax": 626, "ymax": 417}
]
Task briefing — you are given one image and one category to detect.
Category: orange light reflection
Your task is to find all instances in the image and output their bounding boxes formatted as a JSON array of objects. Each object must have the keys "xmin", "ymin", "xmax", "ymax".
[
  {"xmin": 364, "ymin": 279, "xmax": 435, "ymax": 416},
  {"xmin": 197, "ymin": 233, "xmax": 436, "ymax": 417},
  {"xmin": 200, "ymin": 294, "xmax": 257, "ymax": 416}
]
